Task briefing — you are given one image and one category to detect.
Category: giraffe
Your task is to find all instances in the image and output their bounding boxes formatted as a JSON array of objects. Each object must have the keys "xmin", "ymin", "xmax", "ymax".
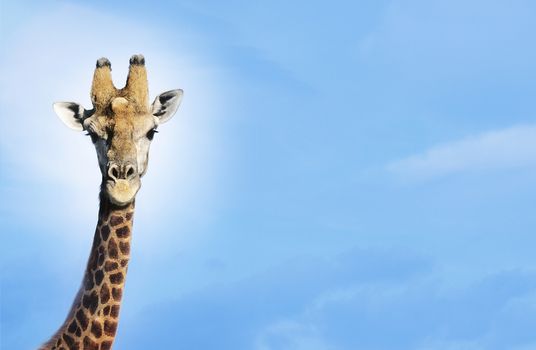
[{"xmin": 40, "ymin": 54, "xmax": 183, "ymax": 350}]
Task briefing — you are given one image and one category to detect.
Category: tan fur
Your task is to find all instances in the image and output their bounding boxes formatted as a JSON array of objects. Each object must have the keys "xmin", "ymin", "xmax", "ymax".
[
  {"xmin": 84, "ymin": 57, "xmax": 157, "ymax": 200},
  {"xmin": 91, "ymin": 58, "xmax": 149, "ymax": 115},
  {"xmin": 91, "ymin": 64, "xmax": 116, "ymax": 111},
  {"xmin": 123, "ymin": 64, "xmax": 149, "ymax": 112}
]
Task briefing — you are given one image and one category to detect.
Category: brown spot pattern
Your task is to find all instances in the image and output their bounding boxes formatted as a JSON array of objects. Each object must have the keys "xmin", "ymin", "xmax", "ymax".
[
  {"xmin": 110, "ymin": 305, "xmax": 120, "ymax": 318},
  {"xmin": 109, "ymin": 272, "xmax": 124, "ymax": 284},
  {"xmin": 62, "ymin": 333, "xmax": 77, "ymax": 350},
  {"xmin": 103, "ymin": 320, "xmax": 118, "ymax": 336},
  {"xmin": 67, "ymin": 320, "xmax": 78, "ymax": 334},
  {"xmin": 83, "ymin": 336, "xmax": 98, "ymax": 350},
  {"xmin": 76, "ymin": 309, "xmax": 89, "ymax": 330},
  {"xmin": 119, "ymin": 241, "xmax": 130, "ymax": 254},
  {"xmin": 116, "ymin": 226, "xmax": 130, "ymax": 238},
  {"xmin": 108, "ymin": 239, "xmax": 118, "ymax": 259},
  {"xmin": 100, "ymin": 225, "xmax": 110, "ymax": 241},
  {"xmin": 104, "ymin": 261, "xmax": 118, "ymax": 271},
  {"xmin": 82, "ymin": 291, "xmax": 99, "ymax": 315},
  {"xmin": 110, "ymin": 215, "xmax": 124, "ymax": 226},
  {"xmin": 46, "ymin": 203, "xmax": 135, "ymax": 350},
  {"xmin": 112, "ymin": 287, "xmax": 122, "ymax": 301},
  {"xmin": 90, "ymin": 254, "xmax": 98, "ymax": 271},
  {"xmin": 101, "ymin": 340, "xmax": 113, "ymax": 350},
  {"xmin": 100, "ymin": 283, "xmax": 110, "ymax": 303},
  {"xmin": 97, "ymin": 251, "xmax": 105, "ymax": 267},
  {"xmin": 95, "ymin": 270, "xmax": 104, "ymax": 285},
  {"xmin": 90, "ymin": 320, "xmax": 103, "ymax": 338}
]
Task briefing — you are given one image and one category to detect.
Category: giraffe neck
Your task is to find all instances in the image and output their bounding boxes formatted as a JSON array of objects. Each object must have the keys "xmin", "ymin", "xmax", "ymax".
[{"xmin": 41, "ymin": 197, "xmax": 135, "ymax": 350}]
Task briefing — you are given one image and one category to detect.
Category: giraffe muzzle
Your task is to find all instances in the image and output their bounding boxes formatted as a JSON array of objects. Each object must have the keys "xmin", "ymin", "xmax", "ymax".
[
  {"xmin": 105, "ymin": 161, "xmax": 141, "ymax": 206},
  {"xmin": 108, "ymin": 162, "xmax": 137, "ymax": 181}
]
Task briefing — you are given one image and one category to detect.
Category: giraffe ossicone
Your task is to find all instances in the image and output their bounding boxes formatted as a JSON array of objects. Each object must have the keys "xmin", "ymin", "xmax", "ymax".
[{"xmin": 40, "ymin": 55, "xmax": 183, "ymax": 350}]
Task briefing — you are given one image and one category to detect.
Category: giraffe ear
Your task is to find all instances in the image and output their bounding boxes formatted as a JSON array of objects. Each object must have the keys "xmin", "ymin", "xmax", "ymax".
[
  {"xmin": 151, "ymin": 89, "xmax": 183, "ymax": 124},
  {"xmin": 53, "ymin": 102, "xmax": 93, "ymax": 131}
]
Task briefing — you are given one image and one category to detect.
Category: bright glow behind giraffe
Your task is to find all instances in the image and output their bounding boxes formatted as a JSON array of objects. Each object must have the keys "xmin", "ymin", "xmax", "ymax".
[{"xmin": 40, "ymin": 55, "xmax": 183, "ymax": 350}]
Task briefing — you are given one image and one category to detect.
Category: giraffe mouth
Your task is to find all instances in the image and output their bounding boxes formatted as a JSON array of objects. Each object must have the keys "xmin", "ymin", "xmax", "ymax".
[{"xmin": 106, "ymin": 178, "xmax": 141, "ymax": 206}]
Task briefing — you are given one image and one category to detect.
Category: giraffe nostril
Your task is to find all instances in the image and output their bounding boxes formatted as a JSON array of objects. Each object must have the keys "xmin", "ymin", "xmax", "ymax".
[
  {"xmin": 108, "ymin": 163, "xmax": 137, "ymax": 181},
  {"xmin": 126, "ymin": 166, "xmax": 135, "ymax": 179},
  {"xmin": 108, "ymin": 164, "xmax": 120, "ymax": 181}
]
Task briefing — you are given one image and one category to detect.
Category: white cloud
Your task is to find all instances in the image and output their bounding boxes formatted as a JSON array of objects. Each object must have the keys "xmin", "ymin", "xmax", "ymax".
[
  {"xmin": 0, "ymin": 4, "xmax": 232, "ymax": 251},
  {"xmin": 387, "ymin": 125, "xmax": 536, "ymax": 180}
]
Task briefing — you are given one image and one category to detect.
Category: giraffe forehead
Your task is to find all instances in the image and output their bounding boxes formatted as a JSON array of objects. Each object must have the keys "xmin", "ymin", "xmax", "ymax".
[
  {"xmin": 110, "ymin": 114, "xmax": 154, "ymax": 135},
  {"xmin": 94, "ymin": 109, "xmax": 154, "ymax": 134},
  {"xmin": 111, "ymin": 97, "xmax": 129, "ymax": 112}
]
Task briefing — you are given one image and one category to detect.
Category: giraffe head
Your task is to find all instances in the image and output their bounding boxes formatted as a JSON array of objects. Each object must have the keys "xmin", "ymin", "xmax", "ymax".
[{"xmin": 53, "ymin": 55, "xmax": 183, "ymax": 206}]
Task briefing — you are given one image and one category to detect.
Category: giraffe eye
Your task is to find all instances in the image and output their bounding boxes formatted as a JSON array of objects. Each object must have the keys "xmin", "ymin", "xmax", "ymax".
[{"xmin": 146, "ymin": 129, "xmax": 158, "ymax": 140}]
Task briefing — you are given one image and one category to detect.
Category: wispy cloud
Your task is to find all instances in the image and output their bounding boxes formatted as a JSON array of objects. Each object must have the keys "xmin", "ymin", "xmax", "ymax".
[
  {"xmin": 387, "ymin": 125, "xmax": 536, "ymax": 180},
  {"xmin": 115, "ymin": 247, "xmax": 536, "ymax": 350}
]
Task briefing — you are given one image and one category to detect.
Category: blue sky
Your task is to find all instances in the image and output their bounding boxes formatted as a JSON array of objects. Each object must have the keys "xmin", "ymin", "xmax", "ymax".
[{"xmin": 1, "ymin": 0, "xmax": 536, "ymax": 349}]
